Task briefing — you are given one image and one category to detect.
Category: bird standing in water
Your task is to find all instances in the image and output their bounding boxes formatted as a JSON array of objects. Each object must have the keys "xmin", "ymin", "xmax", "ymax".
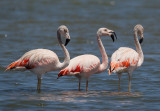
[
  {"xmin": 6, "ymin": 25, "xmax": 71, "ymax": 91},
  {"xmin": 108, "ymin": 24, "xmax": 144, "ymax": 92},
  {"xmin": 57, "ymin": 27, "xmax": 117, "ymax": 91}
]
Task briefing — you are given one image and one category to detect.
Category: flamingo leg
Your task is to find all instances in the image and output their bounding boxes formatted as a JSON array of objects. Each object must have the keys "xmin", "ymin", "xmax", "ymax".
[
  {"xmin": 119, "ymin": 78, "xmax": 120, "ymax": 91},
  {"xmin": 37, "ymin": 77, "xmax": 41, "ymax": 92},
  {"xmin": 129, "ymin": 76, "xmax": 131, "ymax": 92},
  {"xmin": 118, "ymin": 74, "xmax": 121, "ymax": 91},
  {"xmin": 79, "ymin": 78, "xmax": 81, "ymax": 91},
  {"xmin": 86, "ymin": 80, "xmax": 88, "ymax": 91}
]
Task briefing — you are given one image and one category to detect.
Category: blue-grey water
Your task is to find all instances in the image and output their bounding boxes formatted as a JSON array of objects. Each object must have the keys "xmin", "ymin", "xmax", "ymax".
[{"xmin": 0, "ymin": 0, "xmax": 160, "ymax": 110}]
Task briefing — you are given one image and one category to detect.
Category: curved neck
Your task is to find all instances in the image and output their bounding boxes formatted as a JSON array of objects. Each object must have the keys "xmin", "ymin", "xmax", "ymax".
[
  {"xmin": 57, "ymin": 31, "xmax": 70, "ymax": 69},
  {"xmin": 97, "ymin": 35, "xmax": 108, "ymax": 73},
  {"xmin": 134, "ymin": 31, "xmax": 144, "ymax": 67}
]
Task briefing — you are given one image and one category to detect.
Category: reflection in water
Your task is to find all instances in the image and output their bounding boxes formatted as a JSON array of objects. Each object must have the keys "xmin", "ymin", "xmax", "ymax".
[
  {"xmin": 28, "ymin": 90, "xmax": 142, "ymax": 103},
  {"xmin": 106, "ymin": 91, "xmax": 142, "ymax": 97}
]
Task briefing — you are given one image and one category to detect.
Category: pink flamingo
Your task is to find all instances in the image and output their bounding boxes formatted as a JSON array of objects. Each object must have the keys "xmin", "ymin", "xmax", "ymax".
[
  {"xmin": 57, "ymin": 27, "xmax": 117, "ymax": 91},
  {"xmin": 108, "ymin": 24, "xmax": 144, "ymax": 92},
  {"xmin": 5, "ymin": 25, "xmax": 71, "ymax": 91}
]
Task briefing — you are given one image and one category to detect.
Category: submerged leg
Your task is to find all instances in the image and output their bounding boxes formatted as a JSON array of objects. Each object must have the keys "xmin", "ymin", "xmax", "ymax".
[
  {"xmin": 79, "ymin": 78, "xmax": 81, "ymax": 91},
  {"xmin": 129, "ymin": 75, "xmax": 131, "ymax": 92},
  {"xmin": 86, "ymin": 80, "xmax": 88, "ymax": 91},
  {"xmin": 37, "ymin": 77, "xmax": 41, "ymax": 92},
  {"xmin": 117, "ymin": 74, "xmax": 121, "ymax": 91},
  {"xmin": 119, "ymin": 78, "xmax": 120, "ymax": 91}
]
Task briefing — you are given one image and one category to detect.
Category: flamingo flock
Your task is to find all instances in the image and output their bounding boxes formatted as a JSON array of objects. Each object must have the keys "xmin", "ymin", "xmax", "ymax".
[{"xmin": 5, "ymin": 24, "xmax": 144, "ymax": 92}]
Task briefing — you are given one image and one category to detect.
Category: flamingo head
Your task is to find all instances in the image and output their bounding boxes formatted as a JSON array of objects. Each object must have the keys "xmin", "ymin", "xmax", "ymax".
[
  {"xmin": 58, "ymin": 25, "xmax": 71, "ymax": 46},
  {"xmin": 97, "ymin": 28, "xmax": 117, "ymax": 42},
  {"xmin": 134, "ymin": 24, "xmax": 144, "ymax": 44}
]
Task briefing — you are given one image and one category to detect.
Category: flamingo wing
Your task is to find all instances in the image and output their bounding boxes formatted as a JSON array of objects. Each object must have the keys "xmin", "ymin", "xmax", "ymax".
[
  {"xmin": 109, "ymin": 47, "xmax": 139, "ymax": 74},
  {"xmin": 57, "ymin": 54, "xmax": 100, "ymax": 78},
  {"xmin": 6, "ymin": 57, "xmax": 33, "ymax": 71}
]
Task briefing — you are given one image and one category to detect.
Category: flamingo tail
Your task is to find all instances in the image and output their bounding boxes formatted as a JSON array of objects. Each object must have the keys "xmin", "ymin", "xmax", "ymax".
[
  {"xmin": 5, "ymin": 61, "xmax": 20, "ymax": 71},
  {"xmin": 5, "ymin": 58, "xmax": 31, "ymax": 71}
]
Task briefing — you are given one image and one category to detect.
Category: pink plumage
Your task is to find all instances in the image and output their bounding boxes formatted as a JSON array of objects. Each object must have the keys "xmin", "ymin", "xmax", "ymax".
[
  {"xmin": 58, "ymin": 54, "xmax": 100, "ymax": 79},
  {"xmin": 109, "ymin": 47, "xmax": 139, "ymax": 74},
  {"xmin": 58, "ymin": 27, "xmax": 117, "ymax": 91},
  {"xmin": 108, "ymin": 24, "xmax": 144, "ymax": 92},
  {"xmin": 6, "ymin": 49, "xmax": 62, "ymax": 74}
]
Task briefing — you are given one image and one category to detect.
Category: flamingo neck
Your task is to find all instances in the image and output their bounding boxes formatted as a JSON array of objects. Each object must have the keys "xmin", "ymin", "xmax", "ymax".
[
  {"xmin": 134, "ymin": 31, "xmax": 144, "ymax": 67},
  {"xmin": 97, "ymin": 35, "xmax": 108, "ymax": 73},
  {"xmin": 57, "ymin": 31, "xmax": 70, "ymax": 70}
]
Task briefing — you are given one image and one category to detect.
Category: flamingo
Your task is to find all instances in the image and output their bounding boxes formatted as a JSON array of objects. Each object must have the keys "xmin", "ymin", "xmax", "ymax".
[
  {"xmin": 5, "ymin": 25, "xmax": 71, "ymax": 91},
  {"xmin": 108, "ymin": 24, "xmax": 144, "ymax": 92},
  {"xmin": 57, "ymin": 27, "xmax": 117, "ymax": 91}
]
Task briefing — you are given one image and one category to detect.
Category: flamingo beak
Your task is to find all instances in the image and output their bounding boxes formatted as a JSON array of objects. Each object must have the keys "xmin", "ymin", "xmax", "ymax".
[
  {"xmin": 111, "ymin": 34, "xmax": 115, "ymax": 42},
  {"xmin": 110, "ymin": 32, "xmax": 117, "ymax": 42},
  {"xmin": 57, "ymin": 75, "xmax": 62, "ymax": 79},
  {"xmin": 57, "ymin": 73, "xmax": 64, "ymax": 79},
  {"xmin": 139, "ymin": 38, "xmax": 143, "ymax": 44},
  {"xmin": 65, "ymin": 39, "xmax": 70, "ymax": 46}
]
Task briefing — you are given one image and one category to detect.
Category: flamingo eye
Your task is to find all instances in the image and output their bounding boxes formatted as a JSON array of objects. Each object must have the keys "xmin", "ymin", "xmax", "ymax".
[
  {"xmin": 104, "ymin": 29, "xmax": 107, "ymax": 31},
  {"xmin": 64, "ymin": 29, "xmax": 67, "ymax": 33}
]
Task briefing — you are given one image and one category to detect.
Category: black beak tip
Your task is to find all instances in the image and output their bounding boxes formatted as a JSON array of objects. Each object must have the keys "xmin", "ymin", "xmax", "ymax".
[
  {"xmin": 114, "ymin": 32, "xmax": 117, "ymax": 40},
  {"xmin": 65, "ymin": 39, "xmax": 70, "ymax": 46},
  {"xmin": 57, "ymin": 75, "xmax": 61, "ymax": 79},
  {"xmin": 111, "ymin": 34, "xmax": 115, "ymax": 42},
  {"xmin": 139, "ymin": 38, "xmax": 143, "ymax": 44}
]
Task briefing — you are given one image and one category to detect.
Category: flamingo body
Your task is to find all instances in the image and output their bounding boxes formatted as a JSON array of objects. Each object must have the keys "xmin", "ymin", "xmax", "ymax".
[
  {"xmin": 58, "ymin": 54, "xmax": 100, "ymax": 79},
  {"xmin": 109, "ymin": 47, "xmax": 139, "ymax": 75},
  {"xmin": 7, "ymin": 49, "xmax": 60, "ymax": 78}
]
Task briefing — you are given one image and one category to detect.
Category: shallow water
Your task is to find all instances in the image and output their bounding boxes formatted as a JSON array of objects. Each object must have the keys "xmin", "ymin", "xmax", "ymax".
[{"xmin": 0, "ymin": 0, "xmax": 160, "ymax": 110}]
